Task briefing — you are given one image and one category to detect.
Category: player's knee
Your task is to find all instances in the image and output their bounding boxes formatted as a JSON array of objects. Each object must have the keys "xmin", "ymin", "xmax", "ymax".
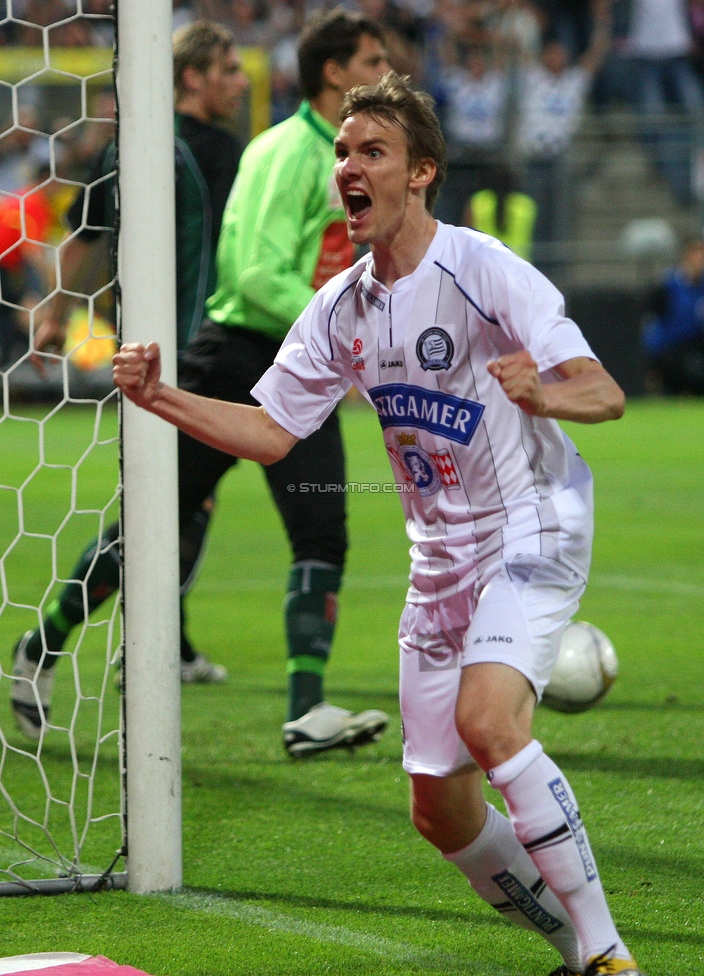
[
  {"xmin": 409, "ymin": 801, "xmax": 431, "ymax": 839},
  {"xmin": 455, "ymin": 707, "xmax": 525, "ymax": 771},
  {"xmin": 410, "ymin": 773, "xmax": 484, "ymax": 852},
  {"xmin": 410, "ymin": 793, "xmax": 449, "ymax": 845}
]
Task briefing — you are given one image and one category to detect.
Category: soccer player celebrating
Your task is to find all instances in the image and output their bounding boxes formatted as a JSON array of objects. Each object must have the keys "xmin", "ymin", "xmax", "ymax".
[{"xmin": 113, "ymin": 73, "xmax": 646, "ymax": 976}]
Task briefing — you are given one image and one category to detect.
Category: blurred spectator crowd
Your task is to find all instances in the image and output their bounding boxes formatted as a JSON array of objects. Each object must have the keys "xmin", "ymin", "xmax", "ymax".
[
  {"xmin": 178, "ymin": 0, "xmax": 704, "ymax": 135},
  {"xmin": 2, "ymin": 0, "xmax": 704, "ymax": 376},
  {"xmin": 1, "ymin": 2, "xmax": 704, "ymax": 122}
]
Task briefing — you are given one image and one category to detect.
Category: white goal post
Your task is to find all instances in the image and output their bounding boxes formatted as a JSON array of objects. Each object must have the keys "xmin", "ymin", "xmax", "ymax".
[
  {"xmin": 117, "ymin": 0, "xmax": 182, "ymax": 894},
  {"xmin": 0, "ymin": 0, "xmax": 181, "ymax": 896}
]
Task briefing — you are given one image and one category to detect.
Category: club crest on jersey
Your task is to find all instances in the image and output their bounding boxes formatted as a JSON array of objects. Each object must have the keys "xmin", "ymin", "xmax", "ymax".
[
  {"xmin": 399, "ymin": 443, "xmax": 441, "ymax": 496},
  {"xmin": 386, "ymin": 434, "xmax": 414, "ymax": 483},
  {"xmin": 416, "ymin": 327, "xmax": 454, "ymax": 371},
  {"xmin": 370, "ymin": 383, "xmax": 484, "ymax": 446}
]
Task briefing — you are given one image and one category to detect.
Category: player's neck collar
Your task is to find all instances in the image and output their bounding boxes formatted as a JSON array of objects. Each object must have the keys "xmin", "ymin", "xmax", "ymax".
[
  {"xmin": 298, "ymin": 100, "xmax": 337, "ymax": 145},
  {"xmin": 369, "ymin": 220, "xmax": 448, "ymax": 292}
]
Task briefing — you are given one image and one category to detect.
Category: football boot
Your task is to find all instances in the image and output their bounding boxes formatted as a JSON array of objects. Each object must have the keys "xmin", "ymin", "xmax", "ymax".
[
  {"xmin": 583, "ymin": 945, "xmax": 645, "ymax": 976},
  {"xmin": 283, "ymin": 701, "xmax": 388, "ymax": 756},
  {"xmin": 10, "ymin": 631, "xmax": 54, "ymax": 740}
]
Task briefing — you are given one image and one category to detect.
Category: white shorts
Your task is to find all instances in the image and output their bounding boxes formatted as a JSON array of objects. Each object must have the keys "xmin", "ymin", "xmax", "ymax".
[{"xmin": 399, "ymin": 555, "xmax": 586, "ymax": 777}]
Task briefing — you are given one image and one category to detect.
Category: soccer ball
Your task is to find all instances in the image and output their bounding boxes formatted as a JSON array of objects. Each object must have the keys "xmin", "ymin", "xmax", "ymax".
[{"xmin": 542, "ymin": 621, "xmax": 618, "ymax": 714}]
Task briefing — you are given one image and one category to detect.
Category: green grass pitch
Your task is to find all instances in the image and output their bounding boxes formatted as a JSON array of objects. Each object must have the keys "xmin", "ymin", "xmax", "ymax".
[{"xmin": 0, "ymin": 396, "xmax": 702, "ymax": 975}]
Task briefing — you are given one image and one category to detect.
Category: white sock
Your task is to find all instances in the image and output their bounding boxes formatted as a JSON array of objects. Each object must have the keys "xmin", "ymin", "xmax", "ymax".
[
  {"xmin": 444, "ymin": 802, "xmax": 581, "ymax": 971},
  {"xmin": 489, "ymin": 740, "xmax": 630, "ymax": 965}
]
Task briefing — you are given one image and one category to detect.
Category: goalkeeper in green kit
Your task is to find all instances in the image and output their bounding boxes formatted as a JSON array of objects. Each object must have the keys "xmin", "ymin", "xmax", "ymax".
[{"xmin": 180, "ymin": 8, "xmax": 391, "ymax": 755}]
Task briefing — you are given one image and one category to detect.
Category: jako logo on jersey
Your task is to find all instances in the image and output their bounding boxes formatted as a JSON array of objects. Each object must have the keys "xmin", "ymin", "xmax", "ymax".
[
  {"xmin": 352, "ymin": 337, "xmax": 363, "ymax": 355},
  {"xmin": 361, "ymin": 283, "xmax": 385, "ymax": 311},
  {"xmin": 548, "ymin": 778, "xmax": 598, "ymax": 882},
  {"xmin": 380, "ymin": 359, "xmax": 404, "ymax": 369},
  {"xmin": 370, "ymin": 383, "xmax": 484, "ymax": 446},
  {"xmin": 416, "ymin": 327, "xmax": 454, "ymax": 371}
]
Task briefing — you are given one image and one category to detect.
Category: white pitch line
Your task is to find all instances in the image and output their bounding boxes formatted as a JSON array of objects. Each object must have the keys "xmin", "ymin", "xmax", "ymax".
[
  {"xmin": 590, "ymin": 574, "xmax": 704, "ymax": 597},
  {"xmin": 152, "ymin": 890, "xmax": 530, "ymax": 976},
  {"xmin": 200, "ymin": 573, "xmax": 704, "ymax": 598},
  {"xmin": 199, "ymin": 576, "xmax": 409, "ymax": 593}
]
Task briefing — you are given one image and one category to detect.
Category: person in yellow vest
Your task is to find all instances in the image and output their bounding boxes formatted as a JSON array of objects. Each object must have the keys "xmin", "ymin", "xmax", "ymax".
[{"xmin": 463, "ymin": 165, "xmax": 537, "ymax": 263}]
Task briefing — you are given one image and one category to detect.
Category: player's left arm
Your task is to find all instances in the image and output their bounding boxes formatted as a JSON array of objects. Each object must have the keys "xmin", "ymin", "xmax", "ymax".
[{"xmin": 487, "ymin": 351, "xmax": 625, "ymax": 423}]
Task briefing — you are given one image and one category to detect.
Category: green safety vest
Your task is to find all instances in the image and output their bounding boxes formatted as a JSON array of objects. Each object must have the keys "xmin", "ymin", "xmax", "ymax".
[{"xmin": 468, "ymin": 189, "xmax": 537, "ymax": 263}]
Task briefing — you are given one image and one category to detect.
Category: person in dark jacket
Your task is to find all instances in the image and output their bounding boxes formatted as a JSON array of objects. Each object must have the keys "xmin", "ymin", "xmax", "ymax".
[{"xmin": 642, "ymin": 236, "xmax": 704, "ymax": 394}]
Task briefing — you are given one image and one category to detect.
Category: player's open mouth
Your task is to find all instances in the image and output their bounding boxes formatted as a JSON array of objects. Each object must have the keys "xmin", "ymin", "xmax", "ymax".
[{"xmin": 346, "ymin": 189, "xmax": 372, "ymax": 221}]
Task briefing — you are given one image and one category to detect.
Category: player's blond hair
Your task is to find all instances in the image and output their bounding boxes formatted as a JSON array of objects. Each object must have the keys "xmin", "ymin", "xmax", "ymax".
[{"xmin": 339, "ymin": 72, "xmax": 447, "ymax": 213}]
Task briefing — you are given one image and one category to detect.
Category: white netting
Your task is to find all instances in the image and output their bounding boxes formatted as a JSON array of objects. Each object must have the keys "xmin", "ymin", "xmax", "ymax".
[{"xmin": 0, "ymin": 1, "xmax": 124, "ymax": 891}]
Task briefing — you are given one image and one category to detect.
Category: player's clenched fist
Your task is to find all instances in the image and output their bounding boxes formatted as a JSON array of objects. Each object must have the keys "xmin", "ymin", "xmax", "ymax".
[
  {"xmin": 112, "ymin": 341, "xmax": 162, "ymax": 408},
  {"xmin": 487, "ymin": 350, "xmax": 546, "ymax": 417}
]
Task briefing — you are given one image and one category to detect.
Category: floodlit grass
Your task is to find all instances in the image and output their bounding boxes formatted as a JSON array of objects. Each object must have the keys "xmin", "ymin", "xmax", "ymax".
[{"xmin": 0, "ymin": 397, "xmax": 702, "ymax": 975}]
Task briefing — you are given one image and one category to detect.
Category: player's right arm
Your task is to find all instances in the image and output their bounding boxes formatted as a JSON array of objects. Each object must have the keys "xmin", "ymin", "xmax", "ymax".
[{"xmin": 113, "ymin": 342, "xmax": 298, "ymax": 465}]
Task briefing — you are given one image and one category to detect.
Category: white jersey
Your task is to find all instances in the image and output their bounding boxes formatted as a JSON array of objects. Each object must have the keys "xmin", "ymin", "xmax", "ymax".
[
  {"xmin": 516, "ymin": 64, "xmax": 590, "ymax": 159},
  {"xmin": 442, "ymin": 67, "xmax": 508, "ymax": 148},
  {"xmin": 253, "ymin": 221, "xmax": 596, "ymax": 603},
  {"xmin": 627, "ymin": 0, "xmax": 693, "ymax": 58}
]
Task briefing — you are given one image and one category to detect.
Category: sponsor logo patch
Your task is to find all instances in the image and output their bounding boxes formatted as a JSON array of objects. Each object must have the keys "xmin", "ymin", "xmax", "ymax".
[
  {"xmin": 352, "ymin": 337, "xmax": 363, "ymax": 355},
  {"xmin": 370, "ymin": 383, "xmax": 484, "ymax": 446},
  {"xmin": 548, "ymin": 778, "xmax": 598, "ymax": 882},
  {"xmin": 429, "ymin": 448, "xmax": 460, "ymax": 489},
  {"xmin": 417, "ymin": 644, "xmax": 460, "ymax": 672},
  {"xmin": 416, "ymin": 327, "xmax": 454, "ymax": 371},
  {"xmin": 361, "ymin": 282, "xmax": 385, "ymax": 311},
  {"xmin": 492, "ymin": 871, "xmax": 564, "ymax": 934}
]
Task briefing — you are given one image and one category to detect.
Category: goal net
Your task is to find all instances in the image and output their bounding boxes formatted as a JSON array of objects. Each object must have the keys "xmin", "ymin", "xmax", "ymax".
[{"xmin": 0, "ymin": 0, "xmax": 181, "ymax": 895}]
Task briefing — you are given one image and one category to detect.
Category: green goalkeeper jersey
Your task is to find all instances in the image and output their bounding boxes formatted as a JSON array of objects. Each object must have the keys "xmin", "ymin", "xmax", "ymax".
[{"xmin": 206, "ymin": 100, "xmax": 354, "ymax": 341}]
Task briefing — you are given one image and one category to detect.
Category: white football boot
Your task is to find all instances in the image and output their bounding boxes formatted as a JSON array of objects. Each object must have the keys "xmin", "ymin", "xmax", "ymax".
[
  {"xmin": 180, "ymin": 653, "xmax": 228, "ymax": 684},
  {"xmin": 283, "ymin": 701, "xmax": 388, "ymax": 756},
  {"xmin": 10, "ymin": 631, "xmax": 55, "ymax": 741}
]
